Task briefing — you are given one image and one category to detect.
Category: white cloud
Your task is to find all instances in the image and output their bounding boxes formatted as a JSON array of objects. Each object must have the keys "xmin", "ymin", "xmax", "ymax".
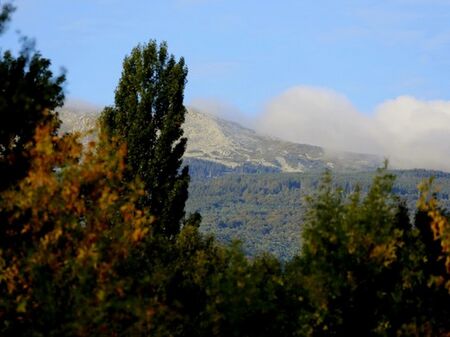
[
  {"xmin": 255, "ymin": 86, "xmax": 450, "ymax": 172},
  {"xmin": 374, "ymin": 96, "xmax": 450, "ymax": 170},
  {"xmin": 256, "ymin": 86, "xmax": 379, "ymax": 154}
]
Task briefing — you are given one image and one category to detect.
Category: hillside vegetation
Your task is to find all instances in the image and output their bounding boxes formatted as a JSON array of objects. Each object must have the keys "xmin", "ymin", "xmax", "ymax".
[
  {"xmin": 188, "ymin": 166, "xmax": 450, "ymax": 259},
  {"xmin": 2, "ymin": 4, "xmax": 450, "ymax": 336}
]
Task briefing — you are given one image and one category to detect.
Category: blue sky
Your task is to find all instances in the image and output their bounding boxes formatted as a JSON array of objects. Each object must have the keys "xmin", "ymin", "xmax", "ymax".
[
  {"xmin": 2, "ymin": 0, "xmax": 450, "ymax": 116},
  {"xmin": 4, "ymin": 0, "xmax": 450, "ymax": 170}
]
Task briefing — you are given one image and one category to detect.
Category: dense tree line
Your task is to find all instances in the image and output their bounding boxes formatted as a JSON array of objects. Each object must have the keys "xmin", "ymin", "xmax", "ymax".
[
  {"xmin": 2, "ymin": 5, "xmax": 450, "ymax": 336},
  {"xmin": 188, "ymin": 169, "xmax": 450, "ymax": 259}
]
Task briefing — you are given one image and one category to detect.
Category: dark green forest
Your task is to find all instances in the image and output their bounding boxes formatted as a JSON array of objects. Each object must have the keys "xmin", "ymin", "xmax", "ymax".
[
  {"xmin": 188, "ymin": 163, "xmax": 450, "ymax": 259},
  {"xmin": 2, "ymin": 4, "xmax": 450, "ymax": 336}
]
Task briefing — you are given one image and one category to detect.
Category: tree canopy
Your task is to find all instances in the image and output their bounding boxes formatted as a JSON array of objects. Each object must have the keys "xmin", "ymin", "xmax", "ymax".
[
  {"xmin": 101, "ymin": 40, "xmax": 189, "ymax": 238},
  {"xmin": 1, "ymin": 7, "xmax": 450, "ymax": 336}
]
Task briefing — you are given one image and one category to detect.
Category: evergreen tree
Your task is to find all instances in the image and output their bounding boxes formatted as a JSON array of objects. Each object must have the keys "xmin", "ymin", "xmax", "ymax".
[
  {"xmin": 299, "ymin": 169, "xmax": 419, "ymax": 336},
  {"xmin": 101, "ymin": 40, "xmax": 189, "ymax": 238}
]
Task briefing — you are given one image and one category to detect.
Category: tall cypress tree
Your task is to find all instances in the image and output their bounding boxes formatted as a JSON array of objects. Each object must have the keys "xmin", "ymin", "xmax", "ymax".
[{"xmin": 101, "ymin": 40, "xmax": 189, "ymax": 238}]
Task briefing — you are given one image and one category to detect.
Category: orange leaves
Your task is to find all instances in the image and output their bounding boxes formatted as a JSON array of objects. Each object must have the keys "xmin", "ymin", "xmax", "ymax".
[
  {"xmin": 131, "ymin": 227, "xmax": 149, "ymax": 243},
  {"xmin": 0, "ymin": 121, "xmax": 154, "ymax": 323},
  {"xmin": 370, "ymin": 240, "xmax": 398, "ymax": 267},
  {"xmin": 98, "ymin": 187, "xmax": 119, "ymax": 211},
  {"xmin": 418, "ymin": 178, "xmax": 450, "ymax": 295},
  {"xmin": 40, "ymin": 227, "xmax": 63, "ymax": 249},
  {"xmin": 76, "ymin": 243, "xmax": 99, "ymax": 266},
  {"xmin": 31, "ymin": 123, "xmax": 81, "ymax": 172},
  {"xmin": 430, "ymin": 213, "xmax": 448, "ymax": 242},
  {"xmin": 1, "ymin": 260, "xmax": 20, "ymax": 294},
  {"xmin": 419, "ymin": 179, "xmax": 450, "ymax": 275},
  {"xmin": 119, "ymin": 200, "xmax": 154, "ymax": 244}
]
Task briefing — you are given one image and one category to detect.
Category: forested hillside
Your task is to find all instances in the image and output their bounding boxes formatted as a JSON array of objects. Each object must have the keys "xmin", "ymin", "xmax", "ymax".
[
  {"xmin": 188, "ymin": 168, "xmax": 450, "ymax": 259},
  {"xmin": 3, "ymin": 3, "xmax": 450, "ymax": 336}
]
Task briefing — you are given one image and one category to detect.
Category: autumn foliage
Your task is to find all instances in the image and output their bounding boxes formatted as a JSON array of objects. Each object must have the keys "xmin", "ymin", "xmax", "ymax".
[
  {"xmin": 1, "ymin": 4, "xmax": 450, "ymax": 334},
  {"xmin": 2, "ymin": 122, "xmax": 450, "ymax": 336},
  {"xmin": 0, "ymin": 121, "xmax": 157, "ymax": 335}
]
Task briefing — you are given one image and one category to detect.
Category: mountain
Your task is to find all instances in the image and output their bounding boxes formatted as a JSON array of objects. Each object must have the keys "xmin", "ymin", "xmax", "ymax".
[
  {"xmin": 58, "ymin": 107, "xmax": 450, "ymax": 259},
  {"xmin": 58, "ymin": 107, "xmax": 383, "ymax": 174},
  {"xmin": 184, "ymin": 109, "xmax": 383, "ymax": 174},
  {"xmin": 58, "ymin": 107, "xmax": 99, "ymax": 145}
]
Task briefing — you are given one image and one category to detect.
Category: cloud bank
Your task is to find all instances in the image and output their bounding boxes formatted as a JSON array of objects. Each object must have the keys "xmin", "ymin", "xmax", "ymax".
[{"xmin": 255, "ymin": 86, "xmax": 450, "ymax": 171}]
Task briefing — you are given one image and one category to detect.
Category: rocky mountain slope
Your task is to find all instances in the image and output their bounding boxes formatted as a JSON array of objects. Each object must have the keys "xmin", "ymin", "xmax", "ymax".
[
  {"xmin": 184, "ymin": 109, "xmax": 383, "ymax": 173},
  {"xmin": 58, "ymin": 107, "xmax": 383, "ymax": 173}
]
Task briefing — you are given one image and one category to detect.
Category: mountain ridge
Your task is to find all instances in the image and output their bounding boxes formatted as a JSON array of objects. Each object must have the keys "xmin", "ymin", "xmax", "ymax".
[
  {"xmin": 183, "ymin": 108, "xmax": 383, "ymax": 173},
  {"xmin": 59, "ymin": 106, "xmax": 384, "ymax": 173}
]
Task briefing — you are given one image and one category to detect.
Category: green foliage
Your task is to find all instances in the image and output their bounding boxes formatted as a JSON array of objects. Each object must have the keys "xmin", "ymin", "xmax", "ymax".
[
  {"xmin": 301, "ymin": 170, "xmax": 398, "ymax": 335},
  {"xmin": 101, "ymin": 40, "xmax": 189, "ymax": 238},
  {"xmin": 2, "ymin": 9, "xmax": 450, "ymax": 336},
  {"xmin": 4, "ymin": 133, "xmax": 450, "ymax": 336},
  {"xmin": 299, "ymin": 169, "xmax": 450, "ymax": 336},
  {"xmin": 188, "ymin": 169, "xmax": 450, "ymax": 259},
  {"xmin": 0, "ymin": 42, "xmax": 65, "ymax": 191}
]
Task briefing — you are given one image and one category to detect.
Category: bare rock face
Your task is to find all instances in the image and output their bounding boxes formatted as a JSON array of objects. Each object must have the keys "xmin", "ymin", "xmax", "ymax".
[
  {"xmin": 183, "ymin": 109, "xmax": 383, "ymax": 172},
  {"xmin": 59, "ymin": 110, "xmax": 97, "ymax": 134},
  {"xmin": 59, "ymin": 106, "xmax": 383, "ymax": 173}
]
